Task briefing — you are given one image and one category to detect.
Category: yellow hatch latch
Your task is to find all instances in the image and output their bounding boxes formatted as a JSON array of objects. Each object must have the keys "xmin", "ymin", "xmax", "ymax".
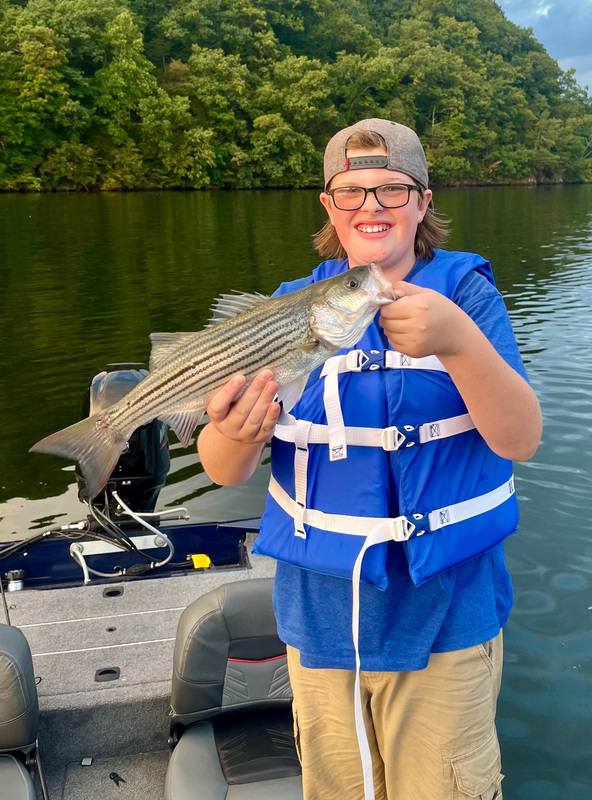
[{"xmin": 191, "ymin": 554, "xmax": 212, "ymax": 569}]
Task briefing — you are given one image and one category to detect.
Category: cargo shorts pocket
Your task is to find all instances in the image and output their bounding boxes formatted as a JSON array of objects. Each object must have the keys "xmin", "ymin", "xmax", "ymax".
[{"xmin": 445, "ymin": 730, "xmax": 503, "ymax": 799}]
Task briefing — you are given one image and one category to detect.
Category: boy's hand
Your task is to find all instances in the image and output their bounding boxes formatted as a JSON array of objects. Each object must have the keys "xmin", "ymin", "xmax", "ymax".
[
  {"xmin": 379, "ymin": 281, "xmax": 471, "ymax": 359},
  {"xmin": 206, "ymin": 369, "xmax": 280, "ymax": 444}
]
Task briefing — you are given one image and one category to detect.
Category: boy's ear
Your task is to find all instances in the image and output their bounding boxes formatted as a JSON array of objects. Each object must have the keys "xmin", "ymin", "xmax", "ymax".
[
  {"xmin": 418, "ymin": 188, "xmax": 432, "ymax": 221},
  {"xmin": 319, "ymin": 192, "xmax": 335, "ymax": 226}
]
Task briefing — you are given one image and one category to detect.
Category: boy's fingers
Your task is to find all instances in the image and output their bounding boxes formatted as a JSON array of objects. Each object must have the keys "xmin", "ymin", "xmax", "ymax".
[
  {"xmin": 391, "ymin": 280, "xmax": 427, "ymax": 297},
  {"xmin": 379, "ymin": 319, "xmax": 413, "ymax": 336},
  {"xmin": 380, "ymin": 299, "xmax": 417, "ymax": 321},
  {"xmin": 240, "ymin": 381, "xmax": 280, "ymax": 432},
  {"xmin": 260, "ymin": 402, "xmax": 281, "ymax": 435},
  {"xmin": 231, "ymin": 369, "xmax": 275, "ymax": 418},
  {"xmin": 207, "ymin": 374, "xmax": 246, "ymax": 419}
]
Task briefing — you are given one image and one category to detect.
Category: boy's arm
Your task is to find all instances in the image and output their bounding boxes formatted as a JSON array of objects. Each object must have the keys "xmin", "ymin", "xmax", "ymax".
[
  {"xmin": 380, "ymin": 282, "xmax": 542, "ymax": 462},
  {"xmin": 197, "ymin": 370, "xmax": 280, "ymax": 486}
]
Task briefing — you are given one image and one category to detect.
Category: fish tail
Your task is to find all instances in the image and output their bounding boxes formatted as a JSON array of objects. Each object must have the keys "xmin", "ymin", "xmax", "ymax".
[{"xmin": 30, "ymin": 414, "xmax": 128, "ymax": 500}]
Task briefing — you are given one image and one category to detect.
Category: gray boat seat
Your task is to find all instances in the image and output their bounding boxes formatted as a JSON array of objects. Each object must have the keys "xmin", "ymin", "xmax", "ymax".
[
  {"xmin": 166, "ymin": 578, "xmax": 302, "ymax": 800},
  {"xmin": 0, "ymin": 623, "xmax": 39, "ymax": 800}
]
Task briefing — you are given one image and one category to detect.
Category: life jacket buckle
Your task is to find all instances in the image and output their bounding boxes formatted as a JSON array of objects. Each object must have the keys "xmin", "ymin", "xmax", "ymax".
[
  {"xmin": 389, "ymin": 516, "xmax": 416, "ymax": 542},
  {"xmin": 346, "ymin": 349, "xmax": 385, "ymax": 372},
  {"xmin": 381, "ymin": 426, "xmax": 407, "ymax": 451}
]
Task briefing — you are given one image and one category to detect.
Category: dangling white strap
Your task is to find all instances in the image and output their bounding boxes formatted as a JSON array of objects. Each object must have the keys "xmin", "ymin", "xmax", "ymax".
[
  {"xmin": 351, "ymin": 521, "xmax": 394, "ymax": 800},
  {"xmin": 323, "ymin": 358, "xmax": 348, "ymax": 461},
  {"xmin": 293, "ymin": 419, "xmax": 313, "ymax": 538},
  {"xmin": 275, "ymin": 411, "xmax": 475, "ymax": 450}
]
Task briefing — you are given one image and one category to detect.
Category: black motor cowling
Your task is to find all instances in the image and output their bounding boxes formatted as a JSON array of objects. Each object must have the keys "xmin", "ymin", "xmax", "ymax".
[{"xmin": 75, "ymin": 363, "xmax": 170, "ymax": 513}]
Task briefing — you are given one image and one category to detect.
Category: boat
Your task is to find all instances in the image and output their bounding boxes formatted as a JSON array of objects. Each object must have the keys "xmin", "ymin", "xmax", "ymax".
[{"xmin": 0, "ymin": 366, "xmax": 302, "ymax": 800}]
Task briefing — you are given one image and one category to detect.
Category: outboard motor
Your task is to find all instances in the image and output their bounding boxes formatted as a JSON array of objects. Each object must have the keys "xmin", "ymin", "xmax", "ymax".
[{"xmin": 75, "ymin": 364, "xmax": 170, "ymax": 515}]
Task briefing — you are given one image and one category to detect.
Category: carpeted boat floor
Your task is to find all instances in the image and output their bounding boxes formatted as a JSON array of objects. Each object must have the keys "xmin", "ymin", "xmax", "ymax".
[{"xmin": 36, "ymin": 750, "xmax": 170, "ymax": 800}]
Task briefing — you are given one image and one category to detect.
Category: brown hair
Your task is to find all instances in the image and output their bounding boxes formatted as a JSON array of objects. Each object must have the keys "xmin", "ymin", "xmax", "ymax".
[{"xmin": 313, "ymin": 130, "xmax": 450, "ymax": 261}]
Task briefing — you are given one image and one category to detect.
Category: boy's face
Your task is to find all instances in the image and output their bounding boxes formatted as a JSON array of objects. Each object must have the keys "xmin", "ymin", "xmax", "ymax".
[{"xmin": 320, "ymin": 147, "xmax": 432, "ymax": 283}]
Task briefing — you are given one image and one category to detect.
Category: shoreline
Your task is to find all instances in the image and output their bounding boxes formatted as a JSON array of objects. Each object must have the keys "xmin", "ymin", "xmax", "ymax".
[{"xmin": 1, "ymin": 176, "xmax": 589, "ymax": 194}]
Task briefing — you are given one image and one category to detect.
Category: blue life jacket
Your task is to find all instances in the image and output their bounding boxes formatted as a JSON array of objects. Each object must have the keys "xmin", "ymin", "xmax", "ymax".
[{"xmin": 254, "ymin": 250, "xmax": 519, "ymax": 588}]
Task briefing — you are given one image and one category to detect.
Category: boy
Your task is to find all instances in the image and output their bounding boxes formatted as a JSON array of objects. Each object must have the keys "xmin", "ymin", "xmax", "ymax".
[{"xmin": 198, "ymin": 119, "xmax": 542, "ymax": 800}]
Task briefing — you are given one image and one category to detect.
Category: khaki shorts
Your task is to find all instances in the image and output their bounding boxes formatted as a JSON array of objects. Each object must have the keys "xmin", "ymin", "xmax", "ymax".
[{"xmin": 287, "ymin": 633, "xmax": 504, "ymax": 800}]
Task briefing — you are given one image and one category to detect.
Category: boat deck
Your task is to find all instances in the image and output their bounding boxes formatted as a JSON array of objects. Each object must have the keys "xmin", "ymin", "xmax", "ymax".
[{"xmin": 5, "ymin": 543, "xmax": 275, "ymax": 800}]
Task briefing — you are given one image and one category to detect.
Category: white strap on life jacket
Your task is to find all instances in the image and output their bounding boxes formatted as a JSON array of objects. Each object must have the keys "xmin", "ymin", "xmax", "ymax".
[
  {"xmin": 293, "ymin": 419, "xmax": 313, "ymax": 539},
  {"xmin": 275, "ymin": 410, "xmax": 475, "ymax": 450},
  {"xmin": 323, "ymin": 357, "xmax": 348, "ymax": 461},
  {"xmin": 322, "ymin": 349, "xmax": 449, "ymax": 375},
  {"xmin": 268, "ymin": 474, "xmax": 515, "ymax": 540},
  {"xmin": 427, "ymin": 476, "xmax": 515, "ymax": 531}
]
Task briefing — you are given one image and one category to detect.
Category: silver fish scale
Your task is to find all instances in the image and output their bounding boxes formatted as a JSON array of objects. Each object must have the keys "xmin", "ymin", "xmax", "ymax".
[{"xmin": 108, "ymin": 291, "xmax": 319, "ymax": 434}]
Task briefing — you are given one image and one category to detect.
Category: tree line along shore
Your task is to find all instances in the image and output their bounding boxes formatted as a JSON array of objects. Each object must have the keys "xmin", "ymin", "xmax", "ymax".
[{"xmin": 1, "ymin": 0, "xmax": 591, "ymax": 191}]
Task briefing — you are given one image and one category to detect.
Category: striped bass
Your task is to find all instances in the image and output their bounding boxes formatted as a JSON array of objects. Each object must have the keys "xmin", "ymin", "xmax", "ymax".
[{"xmin": 30, "ymin": 263, "xmax": 394, "ymax": 500}]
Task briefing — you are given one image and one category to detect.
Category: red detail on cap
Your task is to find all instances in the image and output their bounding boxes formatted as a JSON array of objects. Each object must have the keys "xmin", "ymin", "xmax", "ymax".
[
  {"xmin": 345, "ymin": 157, "xmax": 349, "ymax": 170},
  {"xmin": 228, "ymin": 654, "xmax": 287, "ymax": 664}
]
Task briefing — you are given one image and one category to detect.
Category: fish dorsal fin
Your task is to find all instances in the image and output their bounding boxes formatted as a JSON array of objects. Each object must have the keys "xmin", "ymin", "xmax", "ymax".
[
  {"xmin": 207, "ymin": 291, "xmax": 269, "ymax": 326},
  {"xmin": 149, "ymin": 332, "xmax": 193, "ymax": 370},
  {"xmin": 158, "ymin": 407, "xmax": 205, "ymax": 448}
]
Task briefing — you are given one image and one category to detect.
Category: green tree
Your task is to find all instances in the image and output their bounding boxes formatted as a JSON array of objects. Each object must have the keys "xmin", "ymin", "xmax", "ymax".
[
  {"xmin": 92, "ymin": 10, "xmax": 157, "ymax": 144},
  {"xmin": 0, "ymin": 21, "xmax": 71, "ymax": 188},
  {"xmin": 248, "ymin": 113, "xmax": 319, "ymax": 187},
  {"xmin": 182, "ymin": 45, "xmax": 252, "ymax": 185},
  {"xmin": 138, "ymin": 88, "xmax": 216, "ymax": 187},
  {"xmin": 43, "ymin": 140, "xmax": 99, "ymax": 188}
]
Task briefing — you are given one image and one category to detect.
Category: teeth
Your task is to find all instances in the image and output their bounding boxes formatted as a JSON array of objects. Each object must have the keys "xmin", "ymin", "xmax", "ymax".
[{"xmin": 358, "ymin": 225, "xmax": 389, "ymax": 233}]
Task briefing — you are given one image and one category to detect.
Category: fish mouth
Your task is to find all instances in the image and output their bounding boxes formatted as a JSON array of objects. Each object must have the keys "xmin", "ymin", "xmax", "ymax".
[{"xmin": 368, "ymin": 263, "xmax": 396, "ymax": 304}]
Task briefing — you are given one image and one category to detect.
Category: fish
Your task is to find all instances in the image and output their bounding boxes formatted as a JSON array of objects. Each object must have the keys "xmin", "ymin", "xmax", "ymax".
[{"xmin": 30, "ymin": 263, "xmax": 395, "ymax": 500}]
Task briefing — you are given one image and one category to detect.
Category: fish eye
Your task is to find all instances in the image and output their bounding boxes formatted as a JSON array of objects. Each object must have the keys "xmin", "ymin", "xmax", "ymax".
[{"xmin": 345, "ymin": 277, "xmax": 360, "ymax": 290}]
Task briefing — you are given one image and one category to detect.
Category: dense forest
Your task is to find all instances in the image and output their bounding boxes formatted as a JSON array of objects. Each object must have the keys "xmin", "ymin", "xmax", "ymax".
[{"xmin": 1, "ymin": 0, "xmax": 591, "ymax": 190}]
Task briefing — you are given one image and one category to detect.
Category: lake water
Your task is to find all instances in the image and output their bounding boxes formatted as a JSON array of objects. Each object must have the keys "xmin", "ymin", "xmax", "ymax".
[{"xmin": 1, "ymin": 186, "xmax": 591, "ymax": 798}]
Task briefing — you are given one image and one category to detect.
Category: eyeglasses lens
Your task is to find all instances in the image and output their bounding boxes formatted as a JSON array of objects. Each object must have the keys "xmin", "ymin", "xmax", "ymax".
[{"xmin": 332, "ymin": 185, "xmax": 410, "ymax": 210}]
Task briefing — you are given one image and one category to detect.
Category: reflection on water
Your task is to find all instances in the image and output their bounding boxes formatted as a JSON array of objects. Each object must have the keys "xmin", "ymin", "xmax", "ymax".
[{"xmin": 1, "ymin": 186, "xmax": 592, "ymax": 799}]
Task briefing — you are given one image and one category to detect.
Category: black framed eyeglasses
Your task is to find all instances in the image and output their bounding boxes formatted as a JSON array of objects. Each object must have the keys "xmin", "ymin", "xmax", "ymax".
[{"xmin": 326, "ymin": 183, "xmax": 420, "ymax": 211}]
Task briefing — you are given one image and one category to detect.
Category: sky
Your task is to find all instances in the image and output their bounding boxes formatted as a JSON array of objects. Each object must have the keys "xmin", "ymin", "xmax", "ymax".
[{"xmin": 496, "ymin": 0, "xmax": 592, "ymax": 94}]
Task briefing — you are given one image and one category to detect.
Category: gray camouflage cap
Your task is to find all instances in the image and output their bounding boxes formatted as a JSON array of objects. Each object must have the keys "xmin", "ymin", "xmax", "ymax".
[{"xmin": 323, "ymin": 118, "xmax": 429, "ymax": 190}]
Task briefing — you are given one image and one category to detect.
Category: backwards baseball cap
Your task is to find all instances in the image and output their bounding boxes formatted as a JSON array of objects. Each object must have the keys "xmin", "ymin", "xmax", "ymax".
[{"xmin": 323, "ymin": 118, "xmax": 429, "ymax": 191}]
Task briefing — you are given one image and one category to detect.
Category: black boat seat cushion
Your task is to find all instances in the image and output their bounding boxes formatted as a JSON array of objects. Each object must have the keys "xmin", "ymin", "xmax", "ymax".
[{"xmin": 166, "ymin": 578, "xmax": 302, "ymax": 800}]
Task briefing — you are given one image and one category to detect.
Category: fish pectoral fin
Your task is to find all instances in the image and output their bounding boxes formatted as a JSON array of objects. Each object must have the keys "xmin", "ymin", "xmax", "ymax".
[
  {"xmin": 299, "ymin": 337, "xmax": 321, "ymax": 354},
  {"xmin": 158, "ymin": 408, "xmax": 205, "ymax": 448},
  {"xmin": 149, "ymin": 332, "xmax": 194, "ymax": 370},
  {"xmin": 207, "ymin": 291, "xmax": 269, "ymax": 326},
  {"xmin": 276, "ymin": 375, "xmax": 310, "ymax": 413}
]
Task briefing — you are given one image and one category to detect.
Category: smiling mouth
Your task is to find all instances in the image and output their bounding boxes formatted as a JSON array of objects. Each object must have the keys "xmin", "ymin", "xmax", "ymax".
[{"xmin": 355, "ymin": 223, "xmax": 391, "ymax": 233}]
